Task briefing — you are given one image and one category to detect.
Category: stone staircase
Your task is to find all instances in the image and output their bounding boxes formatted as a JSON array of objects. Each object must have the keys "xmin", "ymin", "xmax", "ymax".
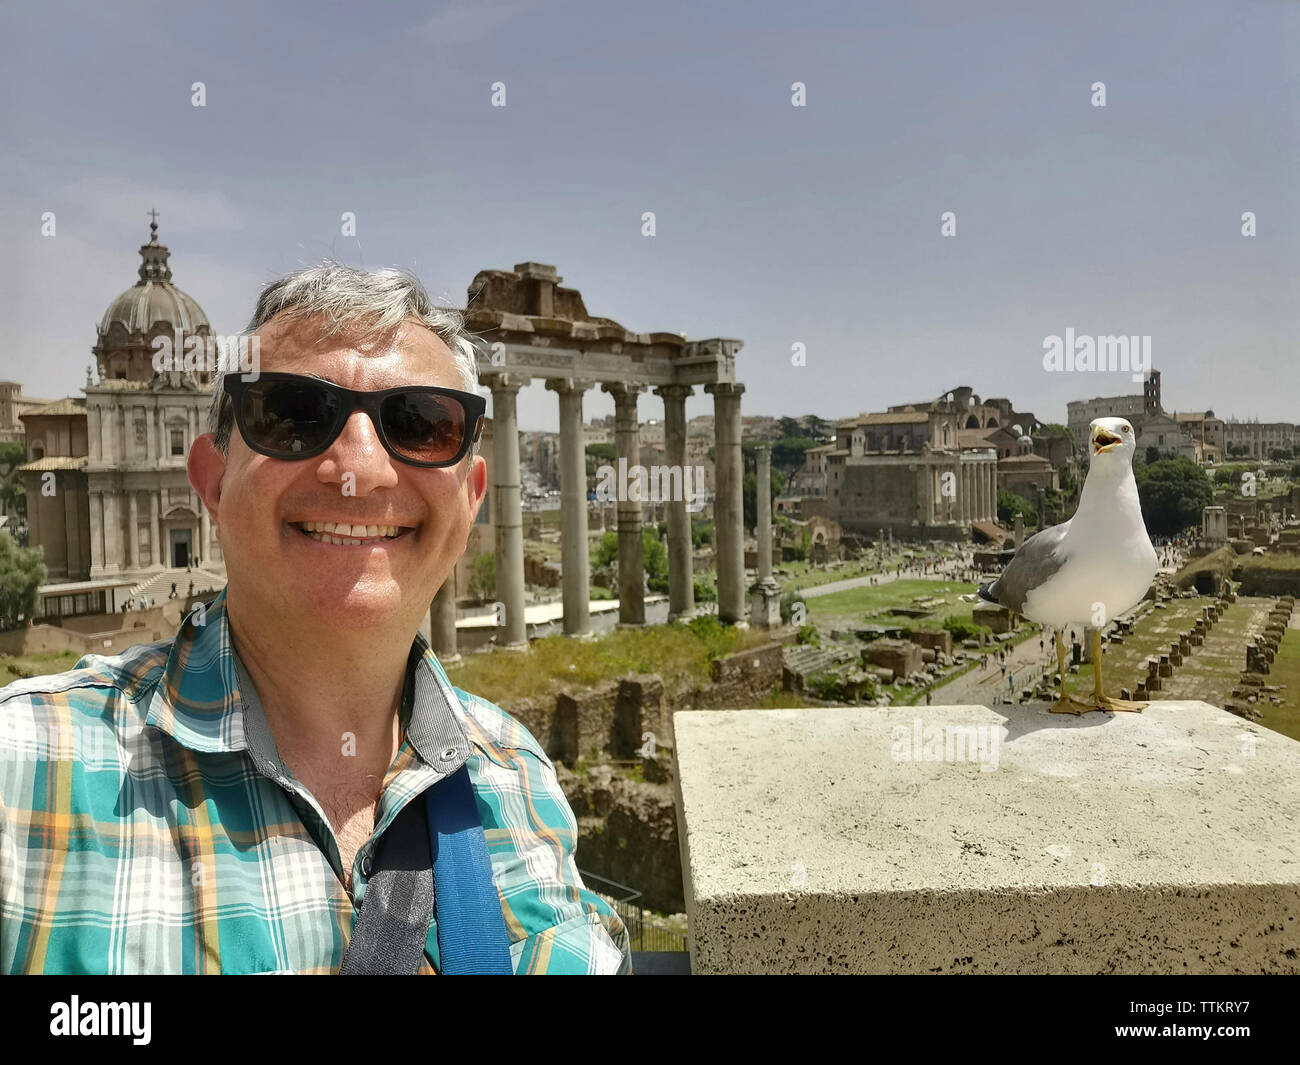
[
  {"xmin": 127, "ymin": 566, "xmax": 226, "ymax": 606},
  {"xmin": 782, "ymin": 642, "xmax": 861, "ymax": 691}
]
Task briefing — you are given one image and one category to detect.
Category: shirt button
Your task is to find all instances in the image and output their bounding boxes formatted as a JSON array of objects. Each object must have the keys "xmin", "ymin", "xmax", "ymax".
[{"xmin": 440, "ymin": 747, "xmax": 458, "ymax": 761}]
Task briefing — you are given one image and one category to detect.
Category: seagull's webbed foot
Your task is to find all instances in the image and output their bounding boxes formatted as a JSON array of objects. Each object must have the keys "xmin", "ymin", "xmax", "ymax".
[
  {"xmin": 1049, "ymin": 692, "xmax": 1098, "ymax": 715},
  {"xmin": 1088, "ymin": 693, "xmax": 1147, "ymax": 713}
]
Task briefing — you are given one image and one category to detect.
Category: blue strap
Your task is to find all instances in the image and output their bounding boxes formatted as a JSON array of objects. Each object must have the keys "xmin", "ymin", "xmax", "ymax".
[{"xmin": 426, "ymin": 764, "xmax": 515, "ymax": 974}]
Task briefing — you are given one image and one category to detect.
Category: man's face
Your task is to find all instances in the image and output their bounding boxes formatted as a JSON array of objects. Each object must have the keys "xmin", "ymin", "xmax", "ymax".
[{"xmin": 189, "ymin": 314, "xmax": 487, "ymax": 631}]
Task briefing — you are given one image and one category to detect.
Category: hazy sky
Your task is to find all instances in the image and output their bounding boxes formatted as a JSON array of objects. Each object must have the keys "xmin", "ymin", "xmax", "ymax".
[{"xmin": 1, "ymin": 0, "xmax": 1296, "ymax": 433}]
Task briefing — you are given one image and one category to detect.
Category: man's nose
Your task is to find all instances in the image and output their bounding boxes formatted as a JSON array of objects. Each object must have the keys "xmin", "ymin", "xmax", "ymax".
[{"xmin": 316, "ymin": 410, "xmax": 399, "ymax": 493}]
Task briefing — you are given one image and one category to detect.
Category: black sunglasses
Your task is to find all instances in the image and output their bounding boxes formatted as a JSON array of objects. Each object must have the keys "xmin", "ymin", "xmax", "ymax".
[{"xmin": 223, "ymin": 372, "xmax": 486, "ymax": 468}]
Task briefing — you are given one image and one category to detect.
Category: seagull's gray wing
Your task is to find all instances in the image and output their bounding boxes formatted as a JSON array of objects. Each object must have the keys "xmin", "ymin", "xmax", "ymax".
[{"xmin": 981, "ymin": 521, "xmax": 1071, "ymax": 613}]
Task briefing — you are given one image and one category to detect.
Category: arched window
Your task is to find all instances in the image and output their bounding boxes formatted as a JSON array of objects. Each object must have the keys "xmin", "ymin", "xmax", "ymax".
[{"xmin": 965, "ymin": 415, "xmax": 980, "ymax": 429}]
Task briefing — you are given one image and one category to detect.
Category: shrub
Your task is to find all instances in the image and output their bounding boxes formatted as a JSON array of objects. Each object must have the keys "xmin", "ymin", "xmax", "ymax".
[
  {"xmin": 942, "ymin": 617, "xmax": 990, "ymax": 643},
  {"xmin": 806, "ymin": 670, "xmax": 847, "ymax": 701}
]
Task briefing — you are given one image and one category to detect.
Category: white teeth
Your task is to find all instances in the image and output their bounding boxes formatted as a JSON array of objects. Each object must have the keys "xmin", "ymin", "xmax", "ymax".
[{"xmin": 298, "ymin": 521, "xmax": 406, "ymax": 543}]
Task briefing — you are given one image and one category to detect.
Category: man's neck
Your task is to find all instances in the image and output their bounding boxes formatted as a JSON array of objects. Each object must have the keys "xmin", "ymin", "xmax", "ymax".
[{"xmin": 225, "ymin": 591, "xmax": 412, "ymax": 774}]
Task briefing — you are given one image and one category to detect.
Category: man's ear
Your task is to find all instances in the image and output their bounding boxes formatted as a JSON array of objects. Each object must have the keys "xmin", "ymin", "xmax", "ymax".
[
  {"xmin": 465, "ymin": 454, "xmax": 487, "ymax": 523},
  {"xmin": 189, "ymin": 433, "xmax": 227, "ymax": 523}
]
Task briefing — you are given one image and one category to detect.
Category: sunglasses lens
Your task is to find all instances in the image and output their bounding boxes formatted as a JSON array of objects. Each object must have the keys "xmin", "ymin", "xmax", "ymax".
[
  {"xmin": 241, "ymin": 379, "xmax": 340, "ymax": 455},
  {"xmin": 380, "ymin": 392, "xmax": 467, "ymax": 464}
]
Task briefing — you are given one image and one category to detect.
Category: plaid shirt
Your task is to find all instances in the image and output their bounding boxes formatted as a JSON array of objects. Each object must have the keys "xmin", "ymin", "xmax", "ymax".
[{"xmin": 0, "ymin": 588, "xmax": 630, "ymax": 975}]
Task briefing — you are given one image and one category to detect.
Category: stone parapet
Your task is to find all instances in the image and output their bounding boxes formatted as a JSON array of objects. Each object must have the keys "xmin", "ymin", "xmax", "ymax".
[{"xmin": 672, "ymin": 701, "xmax": 1300, "ymax": 973}]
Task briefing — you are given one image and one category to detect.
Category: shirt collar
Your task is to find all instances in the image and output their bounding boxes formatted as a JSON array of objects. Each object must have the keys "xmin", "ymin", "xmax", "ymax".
[{"xmin": 145, "ymin": 586, "xmax": 470, "ymax": 767}]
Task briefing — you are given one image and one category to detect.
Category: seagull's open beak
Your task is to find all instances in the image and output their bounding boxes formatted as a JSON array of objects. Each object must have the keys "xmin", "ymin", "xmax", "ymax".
[{"xmin": 1092, "ymin": 427, "xmax": 1122, "ymax": 455}]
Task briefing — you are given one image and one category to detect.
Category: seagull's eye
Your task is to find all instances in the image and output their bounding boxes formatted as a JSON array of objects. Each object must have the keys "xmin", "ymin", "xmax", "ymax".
[{"xmin": 1121, "ymin": 426, "xmax": 1129, "ymax": 433}]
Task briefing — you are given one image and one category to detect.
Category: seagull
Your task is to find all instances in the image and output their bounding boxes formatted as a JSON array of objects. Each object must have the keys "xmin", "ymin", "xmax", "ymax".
[{"xmin": 978, "ymin": 417, "xmax": 1159, "ymax": 714}]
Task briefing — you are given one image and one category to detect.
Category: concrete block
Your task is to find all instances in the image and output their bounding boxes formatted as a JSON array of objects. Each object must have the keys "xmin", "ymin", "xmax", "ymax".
[{"xmin": 672, "ymin": 702, "xmax": 1300, "ymax": 974}]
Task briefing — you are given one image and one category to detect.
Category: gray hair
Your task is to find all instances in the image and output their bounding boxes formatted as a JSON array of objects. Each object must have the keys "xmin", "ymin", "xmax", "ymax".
[{"xmin": 208, "ymin": 262, "xmax": 483, "ymax": 459}]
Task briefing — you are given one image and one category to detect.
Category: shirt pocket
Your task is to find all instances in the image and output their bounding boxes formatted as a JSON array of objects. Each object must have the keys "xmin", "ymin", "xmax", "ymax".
[{"xmin": 510, "ymin": 912, "xmax": 627, "ymax": 975}]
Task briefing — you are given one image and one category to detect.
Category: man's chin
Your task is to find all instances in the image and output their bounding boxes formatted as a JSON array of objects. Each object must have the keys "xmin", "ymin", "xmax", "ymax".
[{"xmin": 294, "ymin": 580, "xmax": 408, "ymax": 628}]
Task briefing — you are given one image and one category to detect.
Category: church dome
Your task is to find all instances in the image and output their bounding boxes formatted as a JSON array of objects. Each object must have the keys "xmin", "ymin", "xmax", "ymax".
[{"xmin": 97, "ymin": 218, "xmax": 210, "ymax": 339}]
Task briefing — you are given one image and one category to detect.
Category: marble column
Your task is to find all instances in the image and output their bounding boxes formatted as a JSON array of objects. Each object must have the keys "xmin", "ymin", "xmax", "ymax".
[
  {"xmin": 104, "ymin": 492, "xmax": 121, "ymax": 573},
  {"xmin": 128, "ymin": 492, "xmax": 140, "ymax": 570},
  {"xmin": 150, "ymin": 491, "xmax": 161, "ymax": 568},
  {"xmin": 705, "ymin": 382, "xmax": 745, "ymax": 624},
  {"xmin": 145, "ymin": 400, "xmax": 156, "ymax": 463},
  {"xmin": 546, "ymin": 377, "xmax": 592, "ymax": 636},
  {"xmin": 99, "ymin": 406, "xmax": 110, "ymax": 461},
  {"xmin": 654, "ymin": 383, "xmax": 695, "ymax": 622},
  {"xmin": 88, "ymin": 490, "xmax": 103, "ymax": 576},
  {"xmin": 602, "ymin": 382, "xmax": 646, "ymax": 626},
  {"xmin": 487, "ymin": 373, "xmax": 528, "ymax": 649},
  {"xmin": 87, "ymin": 405, "xmax": 101, "ymax": 463},
  {"xmin": 430, "ymin": 571, "xmax": 459, "ymax": 661},
  {"xmin": 748, "ymin": 445, "xmax": 781, "ymax": 627}
]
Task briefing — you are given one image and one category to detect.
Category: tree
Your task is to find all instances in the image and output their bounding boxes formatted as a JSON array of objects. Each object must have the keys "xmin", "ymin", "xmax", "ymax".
[
  {"xmin": 591, "ymin": 528, "xmax": 668, "ymax": 593},
  {"xmin": 0, "ymin": 530, "xmax": 46, "ymax": 630},
  {"xmin": 801, "ymin": 415, "xmax": 831, "ymax": 442},
  {"xmin": 642, "ymin": 528, "xmax": 669, "ymax": 593},
  {"xmin": 777, "ymin": 417, "xmax": 804, "ymax": 439},
  {"xmin": 771, "ymin": 436, "xmax": 817, "ymax": 472},
  {"xmin": 469, "ymin": 551, "xmax": 495, "ymax": 600},
  {"xmin": 0, "ymin": 442, "xmax": 27, "ymax": 522},
  {"xmin": 997, "ymin": 488, "xmax": 1037, "ymax": 527},
  {"xmin": 585, "ymin": 442, "xmax": 616, "ymax": 476},
  {"xmin": 1134, "ymin": 457, "xmax": 1214, "ymax": 537}
]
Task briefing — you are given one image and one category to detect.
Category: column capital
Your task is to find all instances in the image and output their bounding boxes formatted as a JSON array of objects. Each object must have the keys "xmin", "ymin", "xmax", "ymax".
[
  {"xmin": 653, "ymin": 383, "xmax": 694, "ymax": 402},
  {"xmin": 482, "ymin": 371, "xmax": 530, "ymax": 393},
  {"xmin": 544, "ymin": 376, "xmax": 595, "ymax": 395},
  {"xmin": 704, "ymin": 381, "xmax": 746, "ymax": 399},
  {"xmin": 601, "ymin": 381, "xmax": 647, "ymax": 401}
]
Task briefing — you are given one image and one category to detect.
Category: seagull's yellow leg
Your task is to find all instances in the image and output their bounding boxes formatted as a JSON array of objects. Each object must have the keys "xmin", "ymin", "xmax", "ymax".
[
  {"xmin": 1088, "ymin": 626, "xmax": 1147, "ymax": 713},
  {"xmin": 1050, "ymin": 628, "xmax": 1094, "ymax": 714}
]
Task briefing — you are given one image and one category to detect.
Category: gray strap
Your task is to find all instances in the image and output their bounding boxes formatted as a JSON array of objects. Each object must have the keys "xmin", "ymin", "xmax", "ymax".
[{"xmin": 339, "ymin": 794, "xmax": 435, "ymax": 975}]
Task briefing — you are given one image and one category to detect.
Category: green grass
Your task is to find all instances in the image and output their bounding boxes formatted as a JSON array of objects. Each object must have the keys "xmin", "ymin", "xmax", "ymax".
[
  {"xmin": 0, "ymin": 651, "xmax": 83, "ymax": 685},
  {"xmin": 1069, "ymin": 598, "xmax": 1297, "ymax": 731},
  {"xmin": 1258, "ymin": 623, "xmax": 1300, "ymax": 742},
  {"xmin": 803, "ymin": 578, "xmax": 982, "ymax": 630},
  {"xmin": 444, "ymin": 618, "xmax": 777, "ymax": 705}
]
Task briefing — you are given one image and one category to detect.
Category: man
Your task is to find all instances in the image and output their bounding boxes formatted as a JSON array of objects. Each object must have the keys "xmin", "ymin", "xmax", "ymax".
[{"xmin": 0, "ymin": 265, "xmax": 630, "ymax": 975}]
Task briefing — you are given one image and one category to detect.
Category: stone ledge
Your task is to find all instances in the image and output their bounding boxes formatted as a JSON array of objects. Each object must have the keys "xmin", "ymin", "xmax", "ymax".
[{"xmin": 671, "ymin": 701, "xmax": 1300, "ymax": 974}]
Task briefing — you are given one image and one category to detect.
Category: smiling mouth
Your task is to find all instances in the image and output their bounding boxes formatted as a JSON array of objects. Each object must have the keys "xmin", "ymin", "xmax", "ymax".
[{"xmin": 287, "ymin": 520, "xmax": 415, "ymax": 547}]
